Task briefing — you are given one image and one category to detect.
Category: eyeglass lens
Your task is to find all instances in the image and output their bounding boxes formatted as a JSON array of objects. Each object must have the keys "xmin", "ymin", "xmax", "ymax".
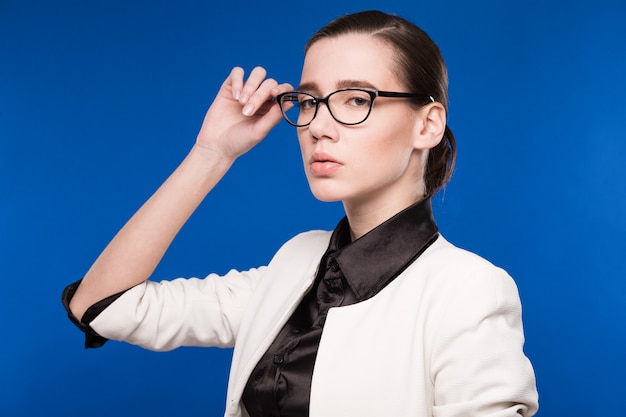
[{"xmin": 279, "ymin": 90, "xmax": 374, "ymax": 126}]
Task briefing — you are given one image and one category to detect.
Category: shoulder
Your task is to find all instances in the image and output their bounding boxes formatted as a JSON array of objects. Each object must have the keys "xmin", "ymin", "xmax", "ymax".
[
  {"xmin": 423, "ymin": 235, "xmax": 511, "ymax": 278},
  {"xmin": 425, "ymin": 235, "xmax": 500, "ymax": 268},
  {"xmin": 418, "ymin": 235, "xmax": 521, "ymax": 305},
  {"xmin": 260, "ymin": 230, "xmax": 332, "ymax": 273},
  {"xmin": 270, "ymin": 230, "xmax": 332, "ymax": 259}
]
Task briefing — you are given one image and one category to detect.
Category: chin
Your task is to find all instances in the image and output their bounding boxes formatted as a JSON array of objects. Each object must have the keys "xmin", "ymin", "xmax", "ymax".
[
  {"xmin": 307, "ymin": 184, "xmax": 345, "ymax": 203},
  {"xmin": 310, "ymin": 191, "xmax": 343, "ymax": 203}
]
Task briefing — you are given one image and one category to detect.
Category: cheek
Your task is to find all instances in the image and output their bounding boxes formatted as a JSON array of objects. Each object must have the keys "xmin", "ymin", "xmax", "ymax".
[
  {"xmin": 362, "ymin": 128, "xmax": 413, "ymax": 163},
  {"xmin": 296, "ymin": 131, "xmax": 309, "ymax": 161},
  {"xmin": 347, "ymin": 145, "xmax": 397, "ymax": 183}
]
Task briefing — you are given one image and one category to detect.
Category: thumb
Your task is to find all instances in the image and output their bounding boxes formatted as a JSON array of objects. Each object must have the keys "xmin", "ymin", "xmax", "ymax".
[{"xmin": 248, "ymin": 102, "xmax": 285, "ymax": 140}]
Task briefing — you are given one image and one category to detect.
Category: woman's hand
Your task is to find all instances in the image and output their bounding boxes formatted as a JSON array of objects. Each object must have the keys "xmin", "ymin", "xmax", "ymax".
[{"xmin": 195, "ymin": 66, "xmax": 293, "ymax": 160}]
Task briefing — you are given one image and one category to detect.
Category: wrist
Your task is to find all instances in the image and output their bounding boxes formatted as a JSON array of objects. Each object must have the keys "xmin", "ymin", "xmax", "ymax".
[{"xmin": 189, "ymin": 143, "xmax": 236, "ymax": 172}]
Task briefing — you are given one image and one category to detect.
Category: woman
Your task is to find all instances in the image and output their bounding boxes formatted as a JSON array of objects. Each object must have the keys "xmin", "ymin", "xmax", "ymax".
[{"xmin": 63, "ymin": 10, "xmax": 538, "ymax": 417}]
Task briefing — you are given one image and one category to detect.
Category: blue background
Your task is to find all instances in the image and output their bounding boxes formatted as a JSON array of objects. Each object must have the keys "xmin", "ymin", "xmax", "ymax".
[{"xmin": 1, "ymin": 0, "xmax": 625, "ymax": 415}]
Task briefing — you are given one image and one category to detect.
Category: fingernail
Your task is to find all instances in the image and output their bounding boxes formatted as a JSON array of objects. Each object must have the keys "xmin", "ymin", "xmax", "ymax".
[
  {"xmin": 242, "ymin": 103, "xmax": 254, "ymax": 116},
  {"xmin": 233, "ymin": 90, "xmax": 240, "ymax": 100},
  {"xmin": 240, "ymin": 92, "xmax": 250, "ymax": 103}
]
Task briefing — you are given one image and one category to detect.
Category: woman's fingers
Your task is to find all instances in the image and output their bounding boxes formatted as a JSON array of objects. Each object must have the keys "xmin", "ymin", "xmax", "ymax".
[
  {"xmin": 216, "ymin": 67, "xmax": 291, "ymax": 119},
  {"xmin": 255, "ymin": 82, "xmax": 294, "ymax": 115},
  {"xmin": 228, "ymin": 66, "xmax": 245, "ymax": 100},
  {"xmin": 198, "ymin": 67, "xmax": 294, "ymax": 158},
  {"xmin": 249, "ymin": 82, "xmax": 295, "ymax": 137},
  {"xmin": 224, "ymin": 66, "xmax": 291, "ymax": 117},
  {"xmin": 241, "ymin": 77, "xmax": 278, "ymax": 116},
  {"xmin": 238, "ymin": 66, "xmax": 267, "ymax": 104}
]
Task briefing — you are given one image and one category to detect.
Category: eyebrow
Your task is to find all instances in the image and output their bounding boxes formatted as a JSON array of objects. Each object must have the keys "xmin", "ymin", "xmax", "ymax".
[{"xmin": 297, "ymin": 79, "xmax": 379, "ymax": 94}]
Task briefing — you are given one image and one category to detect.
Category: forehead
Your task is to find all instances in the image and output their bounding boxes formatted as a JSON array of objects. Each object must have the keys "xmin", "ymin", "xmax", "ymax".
[{"xmin": 299, "ymin": 33, "xmax": 402, "ymax": 92}]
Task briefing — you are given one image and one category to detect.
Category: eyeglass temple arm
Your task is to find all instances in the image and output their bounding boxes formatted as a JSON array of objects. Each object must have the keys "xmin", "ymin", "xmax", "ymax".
[{"xmin": 376, "ymin": 91, "xmax": 434, "ymax": 102}]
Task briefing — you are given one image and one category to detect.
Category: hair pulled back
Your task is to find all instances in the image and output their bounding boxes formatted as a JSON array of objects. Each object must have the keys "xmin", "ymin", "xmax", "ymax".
[{"xmin": 305, "ymin": 10, "xmax": 456, "ymax": 197}]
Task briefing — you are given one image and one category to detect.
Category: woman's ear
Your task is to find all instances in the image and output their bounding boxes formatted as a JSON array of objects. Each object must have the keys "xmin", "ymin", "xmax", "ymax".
[{"xmin": 413, "ymin": 102, "xmax": 446, "ymax": 150}]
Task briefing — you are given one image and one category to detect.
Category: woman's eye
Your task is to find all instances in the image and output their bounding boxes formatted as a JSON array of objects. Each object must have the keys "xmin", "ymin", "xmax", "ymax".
[
  {"xmin": 299, "ymin": 98, "xmax": 317, "ymax": 110},
  {"xmin": 348, "ymin": 96, "xmax": 370, "ymax": 107}
]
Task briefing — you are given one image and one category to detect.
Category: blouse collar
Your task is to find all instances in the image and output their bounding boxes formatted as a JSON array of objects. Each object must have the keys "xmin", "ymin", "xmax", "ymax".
[{"xmin": 325, "ymin": 198, "xmax": 439, "ymax": 301}]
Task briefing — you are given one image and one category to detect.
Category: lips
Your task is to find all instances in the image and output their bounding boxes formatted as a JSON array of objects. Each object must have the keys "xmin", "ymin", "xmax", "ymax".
[{"xmin": 310, "ymin": 151, "xmax": 342, "ymax": 176}]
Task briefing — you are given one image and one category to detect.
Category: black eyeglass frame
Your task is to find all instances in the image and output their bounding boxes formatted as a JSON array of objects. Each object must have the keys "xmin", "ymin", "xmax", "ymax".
[{"xmin": 276, "ymin": 88, "xmax": 435, "ymax": 127}]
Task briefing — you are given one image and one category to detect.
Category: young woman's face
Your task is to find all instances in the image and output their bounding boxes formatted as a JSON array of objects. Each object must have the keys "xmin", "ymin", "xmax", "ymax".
[{"xmin": 296, "ymin": 33, "xmax": 428, "ymax": 213}]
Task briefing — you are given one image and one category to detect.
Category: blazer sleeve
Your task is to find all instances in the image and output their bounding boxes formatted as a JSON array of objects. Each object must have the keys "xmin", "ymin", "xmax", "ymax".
[
  {"xmin": 89, "ymin": 267, "xmax": 265, "ymax": 352},
  {"xmin": 429, "ymin": 263, "xmax": 539, "ymax": 417}
]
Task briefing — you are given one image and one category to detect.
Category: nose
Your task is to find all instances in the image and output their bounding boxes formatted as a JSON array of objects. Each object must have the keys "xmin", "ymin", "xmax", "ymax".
[{"xmin": 307, "ymin": 101, "xmax": 338, "ymax": 142}]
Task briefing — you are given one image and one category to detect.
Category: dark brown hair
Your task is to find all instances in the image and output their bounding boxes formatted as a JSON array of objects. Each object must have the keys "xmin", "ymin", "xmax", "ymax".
[{"xmin": 306, "ymin": 10, "xmax": 456, "ymax": 197}]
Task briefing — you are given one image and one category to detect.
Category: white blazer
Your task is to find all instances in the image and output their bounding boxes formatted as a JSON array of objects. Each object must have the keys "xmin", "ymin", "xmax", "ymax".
[{"xmin": 91, "ymin": 231, "xmax": 538, "ymax": 417}]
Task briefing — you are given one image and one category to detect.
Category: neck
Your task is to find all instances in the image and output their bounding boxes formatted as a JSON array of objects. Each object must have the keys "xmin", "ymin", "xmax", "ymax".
[{"xmin": 343, "ymin": 193, "xmax": 424, "ymax": 240}]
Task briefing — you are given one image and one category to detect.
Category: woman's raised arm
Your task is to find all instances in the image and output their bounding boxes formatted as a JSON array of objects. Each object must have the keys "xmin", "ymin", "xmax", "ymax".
[{"xmin": 69, "ymin": 67, "xmax": 292, "ymax": 320}]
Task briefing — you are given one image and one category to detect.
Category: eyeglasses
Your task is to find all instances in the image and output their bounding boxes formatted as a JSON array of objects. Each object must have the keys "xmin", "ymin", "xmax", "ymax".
[{"xmin": 276, "ymin": 88, "xmax": 434, "ymax": 127}]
